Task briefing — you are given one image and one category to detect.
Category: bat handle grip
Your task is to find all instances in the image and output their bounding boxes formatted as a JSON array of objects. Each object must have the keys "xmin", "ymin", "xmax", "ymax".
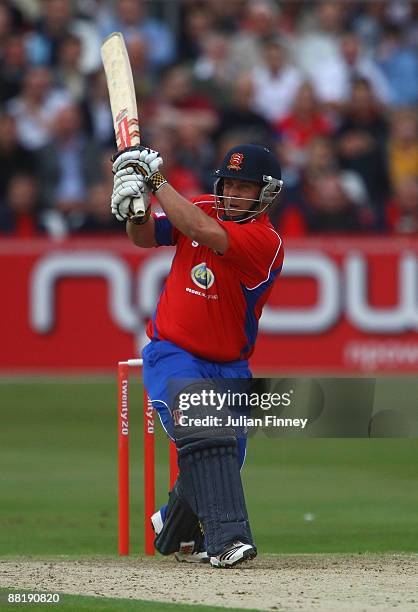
[{"xmin": 130, "ymin": 194, "xmax": 147, "ymax": 220}]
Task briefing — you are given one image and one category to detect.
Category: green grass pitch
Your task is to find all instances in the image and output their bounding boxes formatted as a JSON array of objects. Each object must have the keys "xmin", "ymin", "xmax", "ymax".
[{"xmin": 1, "ymin": 376, "xmax": 417, "ymax": 557}]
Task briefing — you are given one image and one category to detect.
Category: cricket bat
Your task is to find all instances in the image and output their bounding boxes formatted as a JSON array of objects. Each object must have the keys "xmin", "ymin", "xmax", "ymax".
[{"xmin": 101, "ymin": 32, "xmax": 145, "ymax": 219}]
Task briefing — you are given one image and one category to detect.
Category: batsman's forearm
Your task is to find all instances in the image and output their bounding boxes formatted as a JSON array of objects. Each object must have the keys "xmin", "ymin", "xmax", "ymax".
[
  {"xmin": 126, "ymin": 215, "xmax": 156, "ymax": 247},
  {"xmin": 155, "ymin": 183, "xmax": 214, "ymax": 241}
]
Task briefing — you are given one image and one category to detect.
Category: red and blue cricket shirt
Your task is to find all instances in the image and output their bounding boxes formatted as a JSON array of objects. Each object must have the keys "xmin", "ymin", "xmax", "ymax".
[{"xmin": 146, "ymin": 195, "xmax": 284, "ymax": 362}]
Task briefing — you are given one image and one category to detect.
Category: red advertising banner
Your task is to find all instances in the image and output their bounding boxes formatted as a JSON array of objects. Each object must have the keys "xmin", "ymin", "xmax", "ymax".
[{"xmin": 1, "ymin": 236, "xmax": 417, "ymax": 374}]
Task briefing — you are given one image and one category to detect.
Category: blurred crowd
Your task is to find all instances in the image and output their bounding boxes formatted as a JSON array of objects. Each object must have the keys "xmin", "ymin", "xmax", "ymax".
[{"xmin": 0, "ymin": 0, "xmax": 417, "ymax": 238}]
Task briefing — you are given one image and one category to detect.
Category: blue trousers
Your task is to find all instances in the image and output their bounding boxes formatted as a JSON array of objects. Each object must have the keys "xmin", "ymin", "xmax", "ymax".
[{"xmin": 142, "ymin": 339, "xmax": 251, "ymax": 468}]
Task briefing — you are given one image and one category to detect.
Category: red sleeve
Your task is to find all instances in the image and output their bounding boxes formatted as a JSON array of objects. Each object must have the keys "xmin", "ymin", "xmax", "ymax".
[{"xmin": 218, "ymin": 219, "xmax": 284, "ymax": 288}]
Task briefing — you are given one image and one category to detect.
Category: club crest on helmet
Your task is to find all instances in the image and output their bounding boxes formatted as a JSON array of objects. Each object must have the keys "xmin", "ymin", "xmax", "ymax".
[{"xmin": 227, "ymin": 153, "xmax": 244, "ymax": 171}]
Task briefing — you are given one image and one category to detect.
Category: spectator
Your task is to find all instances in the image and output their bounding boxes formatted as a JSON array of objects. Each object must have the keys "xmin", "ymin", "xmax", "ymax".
[
  {"xmin": 193, "ymin": 31, "xmax": 234, "ymax": 103},
  {"xmin": 251, "ymin": 38, "xmax": 303, "ymax": 123},
  {"xmin": 304, "ymin": 137, "xmax": 369, "ymax": 212},
  {"xmin": 70, "ymin": 183, "xmax": 121, "ymax": 234},
  {"xmin": 304, "ymin": 136, "xmax": 339, "ymax": 178},
  {"xmin": 311, "ymin": 30, "xmax": 392, "ymax": 106},
  {"xmin": 125, "ymin": 33, "xmax": 154, "ymax": 99},
  {"xmin": 99, "ymin": 148, "xmax": 117, "ymax": 193},
  {"xmin": 215, "ymin": 130, "xmax": 259, "ymax": 166},
  {"xmin": 0, "ymin": 113, "xmax": 35, "ymax": 199},
  {"xmin": 0, "ymin": 34, "xmax": 28, "ymax": 104},
  {"xmin": 385, "ymin": 1, "xmax": 414, "ymax": 30},
  {"xmin": 272, "ymin": 136, "xmax": 370, "ymax": 235},
  {"xmin": 290, "ymin": 1, "xmax": 347, "ymax": 89},
  {"xmin": 175, "ymin": 116, "xmax": 215, "ymax": 192},
  {"xmin": 26, "ymin": 0, "xmax": 101, "ymax": 72},
  {"xmin": 0, "ymin": 0, "xmax": 416, "ymax": 239},
  {"xmin": 148, "ymin": 129, "xmax": 203, "ymax": 201},
  {"xmin": 336, "ymin": 78, "xmax": 390, "ymax": 227},
  {"xmin": 9, "ymin": 0, "xmax": 40, "ymax": 22},
  {"xmin": 377, "ymin": 25, "xmax": 418, "ymax": 107},
  {"xmin": 6, "ymin": 66, "xmax": 69, "ymax": 150},
  {"xmin": 353, "ymin": 1, "xmax": 386, "ymax": 54},
  {"xmin": 388, "ymin": 108, "xmax": 418, "ymax": 189},
  {"xmin": 386, "ymin": 177, "xmax": 418, "ymax": 234},
  {"xmin": 0, "ymin": 174, "xmax": 45, "ymax": 236},
  {"xmin": 214, "ymin": 72, "xmax": 271, "ymax": 146},
  {"xmin": 304, "ymin": 170, "xmax": 364, "ymax": 233},
  {"xmin": 275, "ymin": 2, "xmax": 306, "ymax": 37},
  {"xmin": 404, "ymin": 2, "xmax": 418, "ymax": 51},
  {"xmin": 0, "ymin": 2, "xmax": 16, "ymax": 60},
  {"xmin": 228, "ymin": 0, "xmax": 281, "ymax": 74},
  {"xmin": 148, "ymin": 65, "xmax": 218, "ymax": 134},
  {"xmin": 37, "ymin": 103, "xmax": 101, "ymax": 213},
  {"xmin": 178, "ymin": 4, "xmax": 214, "ymax": 61},
  {"xmin": 81, "ymin": 71, "xmax": 115, "ymax": 148},
  {"xmin": 205, "ymin": 0, "xmax": 246, "ymax": 33},
  {"xmin": 100, "ymin": 0, "xmax": 176, "ymax": 71},
  {"xmin": 160, "ymin": 65, "xmax": 216, "ymax": 114},
  {"xmin": 314, "ymin": 138, "xmax": 371, "ymax": 213},
  {"xmin": 274, "ymin": 82, "xmax": 333, "ymax": 172},
  {"xmin": 54, "ymin": 33, "xmax": 86, "ymax": 101},
  {"xmin": 269, "ymin": 137, "xmax": 332, "ymax": 237}
]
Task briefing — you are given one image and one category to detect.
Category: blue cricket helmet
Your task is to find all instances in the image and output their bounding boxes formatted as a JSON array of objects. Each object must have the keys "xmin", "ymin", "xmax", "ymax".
[
  {"xmin": 215, "ymin": 144, "xmax": 282, "ymax": 183},
  {"xmin": 214, "ymin": 144, "xmax": 283, "ymax": 222}
]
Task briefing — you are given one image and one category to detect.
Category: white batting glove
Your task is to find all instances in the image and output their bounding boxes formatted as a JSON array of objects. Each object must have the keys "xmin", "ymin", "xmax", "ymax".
[
  {"xmin": 112, "ymin": 146, "xmax": 167, "ymax": 193},
  {"xmin": 111, "ymin": 169, "xmax": 150, "ymax": 222}
]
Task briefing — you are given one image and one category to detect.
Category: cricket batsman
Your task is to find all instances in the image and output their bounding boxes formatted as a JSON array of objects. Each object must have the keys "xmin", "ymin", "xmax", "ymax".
[{"xmin": 110, "ymin": 143, "xmax": 284, "ymax": 567}]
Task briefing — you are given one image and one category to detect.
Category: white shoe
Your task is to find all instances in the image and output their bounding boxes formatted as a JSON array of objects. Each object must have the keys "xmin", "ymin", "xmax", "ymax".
[
  {"xmin": 210, "ymin": 541, "xmax": 257, "ymax": 568},
  {"xmin": 151, "ymin": 511, "xmax": 210, "ymax": 564}
]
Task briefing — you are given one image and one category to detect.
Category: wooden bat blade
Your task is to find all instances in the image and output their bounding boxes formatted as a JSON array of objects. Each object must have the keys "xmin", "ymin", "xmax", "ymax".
[
  {"xmin": 101, "ymin": 32, "xmax": 140, "ymax": 150},
  {"xmin": 101, "ymin": 32, "xmax": 146, "ymax": 219}
]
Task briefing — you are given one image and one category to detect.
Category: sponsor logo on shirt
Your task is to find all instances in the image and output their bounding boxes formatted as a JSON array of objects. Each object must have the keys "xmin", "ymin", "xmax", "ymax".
[
  {"xmin": 185, "ymin": 287, "xmax": 218, "ymax": 299},
  {"xmin": 227, "ymin": 152, "xmax": 244, "ymax": 170},
  {"xmin": 191, "ymin": 262, "xmax": 215, "ymax": 289}
]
